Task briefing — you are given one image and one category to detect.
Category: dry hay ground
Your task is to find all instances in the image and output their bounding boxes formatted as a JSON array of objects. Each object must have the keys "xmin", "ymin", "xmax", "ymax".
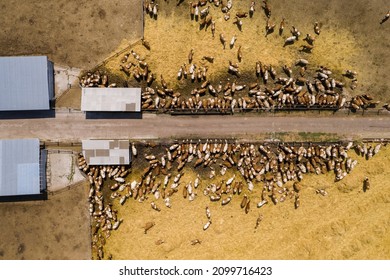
[
  {"xmin": 99, "ymin": 0, "xmax": 390, "ymax": 104},
  {"xmin": 0, "ymin": 0, "xmax": 142, "ymax": 69},
  {"xmin": 103, "ymin": 143, "xmax": 390, "ymax": 260},
  {"xmin": 0, "ymin": 181, "xmax": 91, "ymax": 260}
]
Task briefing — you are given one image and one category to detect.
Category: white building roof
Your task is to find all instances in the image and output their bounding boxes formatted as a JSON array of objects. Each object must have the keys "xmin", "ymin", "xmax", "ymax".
[
  {"xmin": 82, "ymin": 140, "xmax": 130, "ymax": 165},
  {"xmin": 0, "ymin": 139, "xmax": 41, "ymax": 196},
  {"xmin": 81, "ymin": 88, "xmax": 141, "ymax": 112},
  {"xmin": 0, "ymin": 56, "xmax": 53, "ymax": 111}
]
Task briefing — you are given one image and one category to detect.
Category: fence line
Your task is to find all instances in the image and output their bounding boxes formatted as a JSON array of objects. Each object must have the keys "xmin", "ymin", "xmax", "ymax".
[
  {"xmin": 89, "ymin": 2, "xmax": 145, "ymax": 70},
  {"xmin": 41, "ymin": 138, "xmax": 390, "ymax": 148},
  {"xmin": 94, "ymin": 39, "xmax": 143, "ymax": 71},
  {"xmin": 47, "ymin": 149, "xmax": 78, "ymax": 155},
  {"xmin": 54, "ymin": 87, "xmax": 72, "ymax": 103},
  {"xmin": 53, "ymin": 106, "xmax": 390, "ymax": 116},
  {"xmin": 48, "ymin": 179, "xmax": 88, "ymax": 196},
  {"xmin": 142, "ymin": 107, "xmax": 390, "ymax": 116},
  {"xmin": 42, "ymin": 141, "xmax": 82, "ymax": 148}
]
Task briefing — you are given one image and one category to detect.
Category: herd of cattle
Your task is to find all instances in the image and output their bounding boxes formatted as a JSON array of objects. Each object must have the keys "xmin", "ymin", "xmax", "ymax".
[
  {"xmin": 80, "ymin": 140, "xmax": 384, "ymax": 259},
  {"xmin": 139, "ymin": 65, "xmax": 379, "ymax": 112},
  {"xmin": 78, "ymin": 1, "xmax": 389, "ymax": 114},
  {"xmin": 80, "ymin": 58, "xmax": 379, "ymax": 113}
]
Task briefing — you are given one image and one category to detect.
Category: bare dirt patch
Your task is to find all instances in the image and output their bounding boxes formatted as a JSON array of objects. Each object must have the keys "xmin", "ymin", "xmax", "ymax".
[
  {"xmin": 0, "ymin": 0, "xmax": 143, "ymax": 69},
  {"xmin": 0, "ymin": 181, "xmax": 90, "ymax": 260}
]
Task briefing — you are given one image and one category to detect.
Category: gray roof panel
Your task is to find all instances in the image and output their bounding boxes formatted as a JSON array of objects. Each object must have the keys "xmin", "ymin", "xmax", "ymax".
[
  {"xmin": 0, "ymin": 139, "xmax": 41, "ymax": 196},
  {"xmin": 0, "ymin": 56, "xmax": 52, "ymax": 111}
]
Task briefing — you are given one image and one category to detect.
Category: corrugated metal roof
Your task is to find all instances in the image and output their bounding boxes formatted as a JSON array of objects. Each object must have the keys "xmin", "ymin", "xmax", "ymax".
[
  {"xmin": 82, "ymin": 140, "xmax": 131, "ymax": 165},
  {"xmin": 81, "ymin": 88, "xmax": 141, "ymax": 112},
  {"xmin": 0, "ymin": 139, "xmax": 41, "ymax": 196},
  {"xmin": 0, "ymin": 56, "xmax": 53, "ymax": 111}
]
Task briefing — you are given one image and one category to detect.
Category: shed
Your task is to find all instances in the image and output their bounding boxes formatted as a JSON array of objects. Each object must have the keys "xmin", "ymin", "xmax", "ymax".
[
  {"xmin": 82, "ymin": 140, "xmax": 131, "ymax": 165},
  {"xmin": 0, "ymin": 56, "xmax": 54, "ymax": 111},
  {"xmin": 81, "ymin": 88, "xmax": 141, "ymax": 112},
  {"xmin": 0, "ymin": 138, "xmax": 47, "ymax": 201}
]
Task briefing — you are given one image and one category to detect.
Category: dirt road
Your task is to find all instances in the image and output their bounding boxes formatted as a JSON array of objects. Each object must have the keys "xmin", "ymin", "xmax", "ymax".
[{"xmin": 1, "ymin": 111, "xmax": 390, "ymax": 141}]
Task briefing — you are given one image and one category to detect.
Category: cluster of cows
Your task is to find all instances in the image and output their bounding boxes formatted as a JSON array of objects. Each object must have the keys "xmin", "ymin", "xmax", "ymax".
[
  {"xmin": 77, "ymin": 1, "xmax": 387, "ymax": 113},
  {"xmin": 79, "ymin": 61, "xmax": 379, "ymax": 113},
  {"xmin": 140, "ymin": 63, "xmax": 379, "ymax": 112},
  {"xmin": 79, "ymin": 155, "xmax": 131, "ymax": 260},
  {"xmin": 138, "ymin": 1, "xmax": 380, "ymax": 112},
  {"xmin": 79, "ymin": 140, "xmax": 384, "ymax": 258},
  {"xmin": 125, "ymin": 140, "xmax": 382, "ymax": 217}
]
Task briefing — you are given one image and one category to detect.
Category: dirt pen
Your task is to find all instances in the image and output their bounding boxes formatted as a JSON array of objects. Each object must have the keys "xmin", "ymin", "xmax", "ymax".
[
  {"xmin": 88, "ymin": 140, "xmax": 390, "ymax": 260},
  {"xmin": 97, "ymin": 0, "xmax": 390, "ymax": 105},
  {"xmin": 0, "ymin": 139, "xmax": 389, "ymax": 260}
]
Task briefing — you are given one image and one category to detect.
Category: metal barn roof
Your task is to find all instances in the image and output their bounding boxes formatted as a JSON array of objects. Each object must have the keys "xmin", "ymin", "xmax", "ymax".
[
  {"xmin": 0, "ymin": 139, "xmax": 41, "ymax": 196},
  {"xmin": 0, "ymin": 56, "xmax": 54, "ymax": 111},
  {"xmin": 81, "ymin": 88, "xmax": 141, "ymax": 112},
  {"xmin": 82, "ymin": 140, "xmax": 131, "ymax": 165}
]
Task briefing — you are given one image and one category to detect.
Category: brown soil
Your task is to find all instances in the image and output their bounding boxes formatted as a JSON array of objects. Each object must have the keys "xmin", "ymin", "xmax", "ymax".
[
  {"xmin": 0, "ymin": 0, "xmax": 143, "ymax": 69},
  {"xmin": 0, "ymin": 181, "xmax": 90, "ymax": 260},
  {"xmin": 103, "ymin": 143, "xmax": 390, "ymax": 260}
]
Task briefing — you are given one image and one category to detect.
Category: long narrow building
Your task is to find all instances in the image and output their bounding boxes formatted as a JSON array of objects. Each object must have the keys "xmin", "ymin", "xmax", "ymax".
[{"xmin": 81, "ymin": 88, "xmax": 141, "ymax": 112}]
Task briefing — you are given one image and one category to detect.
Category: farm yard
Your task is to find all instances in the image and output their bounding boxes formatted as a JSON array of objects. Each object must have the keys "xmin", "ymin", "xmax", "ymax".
[
  {"xmin": 0, "ymin": 139, "xmax": 389, "ymax": 260},
  {"xmin": 79, "ymin": 0, "xmax": 390, "ymax": 113},
  {"xmin": 0, "ymin": 0, "xmax": 390, "ymax": 262},
  {"xmin": 85, "ymin": 140, "xmax": 390, "ymax": 260}
]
